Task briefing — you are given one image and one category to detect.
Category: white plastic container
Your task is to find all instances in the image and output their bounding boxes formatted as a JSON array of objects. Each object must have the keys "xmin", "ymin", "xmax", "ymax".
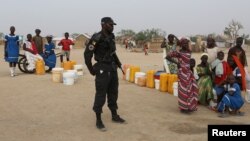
[
  {"xmin": 74, "ymin": 64, "xmax": 84, "ymax": 76},
  {"xmin": 154, "ymin": 79, "xmax": 160, "ymax": 90},
  {"xmin": 173, "ymin": 82, "xmax": 178, "ymax": 96},
  {"xmin": 135, "ymin": 72, "xmax": 146, "ymax": 84},
  {"xmin": 246, "ymin": 89, "xmax": 250, "ymax": 103},
  {"xmin": 63, "ymin": 71, "xmax": 75, "ymax": 85},
  {"xmin": 126, "ymin": 68, "xmax": 130, "ymax": 81},
  {"xmin": 52, "ymin": 68, "xmax": 64, "ymax": 83},
  {"xmin": 66, "ymin": 70, "xmax": 78, "ymax": 81}
]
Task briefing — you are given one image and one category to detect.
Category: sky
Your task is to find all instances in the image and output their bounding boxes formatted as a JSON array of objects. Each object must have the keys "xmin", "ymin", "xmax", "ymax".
[{"xmin": 0, "ymin": 0, "xmax": 250, "ymax": 37}]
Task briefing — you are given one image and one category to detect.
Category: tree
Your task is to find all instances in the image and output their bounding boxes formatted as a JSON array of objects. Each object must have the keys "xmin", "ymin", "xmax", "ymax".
[
  {"xmin": 117, "ymin": 29, "xmax": 136, "ymax": 38},
  {"xmin": 134, "ymin": 28, "xmax": 166, "ymax": 42},
  {"xmin": 224, "ymin": 20, "xmax": 243, "ymax": 44}
]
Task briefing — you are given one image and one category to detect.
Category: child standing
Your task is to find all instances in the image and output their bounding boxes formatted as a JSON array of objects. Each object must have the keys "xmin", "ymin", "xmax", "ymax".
[
  {"xmin": 4, "ymin": 26, "xmax": 20, "ymax": 77},
  {"xmin": 144, "ymin": 43, "xmax": 148, "ymax": 55},
  {"xmin": 58, "ymin": 32, "xmax": 74, "ymax": 63}
]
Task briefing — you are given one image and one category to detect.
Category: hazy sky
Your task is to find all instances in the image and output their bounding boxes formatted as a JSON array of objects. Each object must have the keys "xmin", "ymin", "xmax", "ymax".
[{"xmin": 1, "ymin": 0, "xmax": 249, "ymax": 37}]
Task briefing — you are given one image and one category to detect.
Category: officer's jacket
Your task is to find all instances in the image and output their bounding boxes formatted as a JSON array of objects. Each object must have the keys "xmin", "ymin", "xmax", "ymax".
[{"xmin": 84, "ymin": 31, "xmax": 117, "ymax": 73}]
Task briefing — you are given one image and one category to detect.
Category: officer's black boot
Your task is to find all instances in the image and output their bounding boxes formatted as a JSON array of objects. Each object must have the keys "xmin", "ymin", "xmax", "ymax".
[
  {"xmin": 96, "ymin": 113, "xmax": 107, "ymax": 131},
  {"xmin": 111, "ymin": 110, "xmax": 126, "ymax": 124}
]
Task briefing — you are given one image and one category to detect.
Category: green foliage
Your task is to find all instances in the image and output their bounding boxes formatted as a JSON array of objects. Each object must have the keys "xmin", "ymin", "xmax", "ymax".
[
  {"xmin": 116, "ymin": 28, "xmax": 166, "ymax": 43},
  {"xmin": 117, "ymin": 29, "xmax": 136, "ymax": 37}
]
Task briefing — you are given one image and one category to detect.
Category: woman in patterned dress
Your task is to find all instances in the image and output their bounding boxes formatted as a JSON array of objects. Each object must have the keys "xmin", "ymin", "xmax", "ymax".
[
  {"xmin": 166, "ymin": 38, "xmax": 198, "ymax": 113},
  {"xmin": 161, "ymin": 34, "xmax": 179, "ymax": 74},
  {"xmin": 4, "ymin": 26, "xmax": 19, "ymax": 77},
  {"xmin": 196, "ymin": 53, "xmax": 214, "ymax": 107}
]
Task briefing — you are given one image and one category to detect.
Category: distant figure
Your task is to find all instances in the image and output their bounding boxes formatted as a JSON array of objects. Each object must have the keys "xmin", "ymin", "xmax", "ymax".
[
  {"xmin": 23, "ymin": 34, "xmax": 43, "ymax": 71},
  {"xmin": 166, "ymin": 38, "xmax": 198, "ymax": 114},
  {"xmin": 143, "ymin": 43, "xmax": 149, "ymax": 55},
  {"xmin": 4, "ymin": 26, "xmax": 19, "ymax": 77},
  {"xmin": 33, "ymin": 29, "xmax": 44, "ymax": 54},
  {"xmin": 204, "ymin": 37, "xmax": 218, "ymax": 64},
  {"xmin": 161, "ymin": 34, "xmax": 179, "ymax": 74},
  {"xmin": 217, "ymin": 74, "xmax": 245, "ymax": 117},
  {"xmin": 58, "ymin": 32, "xmax": 74, "ymax": 63}
]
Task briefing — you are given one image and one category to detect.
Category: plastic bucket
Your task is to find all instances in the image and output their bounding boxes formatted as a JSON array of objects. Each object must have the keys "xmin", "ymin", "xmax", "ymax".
[
  {"xmin": 52, "ymin": 68, "xmax": 64, "ymax": 83},
  {"xmin": 63, "ymin": 71, "xmax": 75, "ymax": 85},
  {"xmin": 66, "ymin": 70, "xmax": 78, "ymax": 81},
  {"xmin": 74, "ymin": 64, "xmax": 84, "ymax": 76},
  {"xmin": 245, "ymin": 89, "xmax": 250, "ymax": 103},
  {"xmin": 173, "ymin": 82, "xmax": 178, "ymax": 96},
  {"xmin": 155, "ymin": 79, "xmax": 160, "ymax": 90},
  {"xmin": 135, "ymin": 72, "xmax": 146, "ymax": 84}
]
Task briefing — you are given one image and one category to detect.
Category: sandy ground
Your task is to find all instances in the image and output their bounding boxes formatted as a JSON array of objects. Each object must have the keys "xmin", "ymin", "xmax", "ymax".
[{"xmin": 0, "ymin": 45, "xmax": 250, "ymax": 141}]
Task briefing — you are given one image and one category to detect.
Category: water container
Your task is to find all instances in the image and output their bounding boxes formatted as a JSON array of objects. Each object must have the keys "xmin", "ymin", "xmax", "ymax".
[
  {"xmin": 154, "ymin": 79, "xmax": 160, "ymax": 90},
  {"xmin": 173, "ymin": 82, "xmax": 178, "ymax": 96},
  {"xmin": 246, "ymin": 89, "xmax": 250, "ymax": 103},
  {"xmin": 66, "ymin": 70, "xmax": 78, "ymax": 81},
  {"xmin": 74, "ymin": 64, "xmax": 84, "ymax": 76},
  {"xmin": 126, "ymin": 68, "xmax": 130, "ymax": 81},
  {"xmin": 137, "ymin": 77, "xmax": 146, "ymax": 87},
  {"xmin": 160, "ymin": 73, "xmax": 169, "ymax": 92},
  {"xmin": 168, "ymin": 74, "xmax": 178, "ymax": 94},
  {"xmin": 52, "ymin": 67, "xmax": 64, "ymax": 83},
  {"xmin": 63, "ymin": 61, "xmax": 72, "ymax": 70},
  {"xmin": 63, "ymin": 71, "xmax": 75, "ymax": 85},
  {"xmin": 129, "ymin": 66, "xmax": 140, "ymax": 83},
  {"xmin": 135, "ymin": 72, "xmax": 146, "ymax": 84},
  {"xmin": 146, "ymin": 70, "xmax": 155, "ymax": 88},
  {"xmin": 122, "ymin": 64, "xmax": 130, "ymax": 80},
  {"xmin": 36, "ymin": 59, "xmax": 45, "ymax": 75},
  {"xmin": 70, "ymin": 61, "xmax": 76, "ymax": 69},
  {"xmin": 154, "ymin": 70, "xmax": 165, "ymax": 80}
]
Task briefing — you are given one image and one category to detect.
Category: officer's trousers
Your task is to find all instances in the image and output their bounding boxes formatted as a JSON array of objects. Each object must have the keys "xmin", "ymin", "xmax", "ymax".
[{"xmin": 93, "ymin": 70, "xmax": 119, "ymax": 113}]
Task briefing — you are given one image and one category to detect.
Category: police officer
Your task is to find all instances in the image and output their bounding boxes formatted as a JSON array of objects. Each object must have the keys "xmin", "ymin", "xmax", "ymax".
[{"xmin": 84, "ymin": 17, "xmax": 126, "ymax": 131}]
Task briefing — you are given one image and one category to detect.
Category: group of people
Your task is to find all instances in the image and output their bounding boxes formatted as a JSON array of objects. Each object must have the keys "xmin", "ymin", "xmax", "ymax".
[
  {"xmin": 3, "ymin": 17, "xmax": 248, "ymax": 132},
  {"xmin": 163, "ymin": 35, "xmax": 247, "ymax": 117},
  {"xmin": 4, "ymin": 27, "xmax": 75, "ymax": 76}
]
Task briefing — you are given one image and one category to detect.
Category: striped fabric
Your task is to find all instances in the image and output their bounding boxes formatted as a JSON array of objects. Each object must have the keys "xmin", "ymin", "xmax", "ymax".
[{"xmin": 168, "ymin": 51, "xmax": 198, "ymax": 111}]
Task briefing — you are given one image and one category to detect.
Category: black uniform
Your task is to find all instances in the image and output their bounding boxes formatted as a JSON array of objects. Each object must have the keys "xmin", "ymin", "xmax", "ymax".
[{"xmin": 84, "ymin": 31, "xmax": 121, "ymax": 114}]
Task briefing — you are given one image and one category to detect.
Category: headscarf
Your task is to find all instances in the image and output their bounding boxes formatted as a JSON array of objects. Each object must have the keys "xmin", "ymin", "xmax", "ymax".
[{"xmin": 200, "ymin": 53, "xmax": 209, "ymax": 58}]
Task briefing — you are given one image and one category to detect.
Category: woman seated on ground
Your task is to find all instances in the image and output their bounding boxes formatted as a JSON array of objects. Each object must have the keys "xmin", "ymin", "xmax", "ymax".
[
  {"xmin": 217, "ymin": 74, "xmax": 245, "ymax": 117},
  {"xmin": 196, "ymin": 53, "xmax": 215, "ymax": 110},
  {"xmin": 23, "ymin": 34, "xmax": 43, "ymax": 71}
]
